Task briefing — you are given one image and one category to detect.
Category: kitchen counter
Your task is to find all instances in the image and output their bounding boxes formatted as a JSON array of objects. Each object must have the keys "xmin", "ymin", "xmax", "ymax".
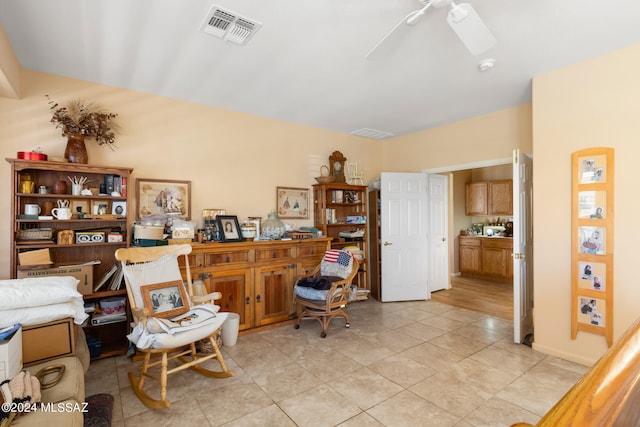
[{"xmin": 459, "ymin": 235, "xmax": 513, "ymax": 281}]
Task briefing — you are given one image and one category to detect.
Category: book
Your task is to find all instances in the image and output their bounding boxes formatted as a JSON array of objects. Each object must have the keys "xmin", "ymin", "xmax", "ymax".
[
  {"xmin": 104, "ymin": 174, "xmax": 115, "ymax": 194},
  {"xmin": 109, "ymin": 264, "xmax": 125, "ymax": 291},
  {"xmin": 93, "ymin": 263, "xmax": 118, "ymax": 292}
]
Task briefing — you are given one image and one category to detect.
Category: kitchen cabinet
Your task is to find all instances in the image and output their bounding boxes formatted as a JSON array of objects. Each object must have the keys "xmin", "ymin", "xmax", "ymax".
[
  {"xmin": 459, "ymin": 236, "xmax": 513, "ymax": 281},
  {"xmin": 459, "ymin": 236, "xmax": 482, "ymax": 274},
  {"xmin": 7, "ymin": 158, "xmax": 133, "ymax": 359},
  {"xmin": 465, "ymin": 182, "xmax": 488, "ymax": 215},
  {"xmin": 313, "ymin": 182, "xmax": 368, "ymax": 296},
  {"xmin": 183, "ymin": 238, "xmax": 331, "ymax": 331},
  {"xmin": 488, "ymin": 180, "xmax": 513, "ymax": 216},
  {"xmin": 465, "ymin": 180, "xmax": 513, "ymax": 216}
]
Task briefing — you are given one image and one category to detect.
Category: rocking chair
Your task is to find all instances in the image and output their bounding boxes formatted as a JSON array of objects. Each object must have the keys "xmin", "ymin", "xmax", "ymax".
[
  {"xmin": 294, "ymin": 249, "xmax": 360, "ymax": 337},
  {"xmin": 115, "ymin": 244, "xmax": 234, "ymax": 409}
]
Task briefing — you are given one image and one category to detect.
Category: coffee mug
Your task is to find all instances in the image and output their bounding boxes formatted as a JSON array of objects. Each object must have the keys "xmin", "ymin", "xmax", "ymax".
[
  {"xmin": 42, "ymin": 201, "xmax": 54, "ymax": 216},
  {"xmin": 24, "ymin": 204, "xmax": 41, "ymax": 216},
  {"xmin": 51, "ymin": 207, "xmax": 72, "ymax": 220}
]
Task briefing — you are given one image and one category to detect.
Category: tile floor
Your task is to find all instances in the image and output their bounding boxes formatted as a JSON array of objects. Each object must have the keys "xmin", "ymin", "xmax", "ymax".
[{"xmin": 85, "ymin": 299, "xmax": 587, "ymax": 426}]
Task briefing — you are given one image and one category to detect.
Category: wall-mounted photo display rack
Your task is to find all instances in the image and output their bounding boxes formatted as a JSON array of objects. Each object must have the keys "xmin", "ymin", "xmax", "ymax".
[{"xmin": 571, "ymin": 147, "xmax": 614, "ymax": 346}]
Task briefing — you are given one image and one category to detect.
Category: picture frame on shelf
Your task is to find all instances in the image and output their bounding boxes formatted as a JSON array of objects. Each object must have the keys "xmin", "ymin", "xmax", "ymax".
[
  {"xmin": 112, "ymin": 201, "xmax": 126, "ymax": 217},
  {"xmin": 216, "ymin": 215, "xmax": 243, "ymax": 242},
  {"xmin": 136, "ymin": 178, "xmax": 191, "ymax": 220},
  {"xmin": 276, "ymin": 186, "xmax": 309, "ymax": 219},
  {"xmin": 141, "ymin": 280, "xmax": 189, "ymax": 319}
]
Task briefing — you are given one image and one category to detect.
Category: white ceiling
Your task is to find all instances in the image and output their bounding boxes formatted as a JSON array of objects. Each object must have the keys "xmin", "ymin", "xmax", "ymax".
[{"xmin": 2, "ymin": 0, "xmax": 640, "ymax": 139}]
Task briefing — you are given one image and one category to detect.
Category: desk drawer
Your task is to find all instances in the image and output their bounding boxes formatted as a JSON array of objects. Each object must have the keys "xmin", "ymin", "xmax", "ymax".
[{"xmin": 297, "ymin": 241, "xmax": 329, "ymax": 259}]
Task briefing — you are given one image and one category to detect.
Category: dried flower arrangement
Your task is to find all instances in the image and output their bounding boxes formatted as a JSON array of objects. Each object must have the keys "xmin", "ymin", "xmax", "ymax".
[{"xmin": 46, "ymin": 95, "xmax": 120, "ymax": 148}]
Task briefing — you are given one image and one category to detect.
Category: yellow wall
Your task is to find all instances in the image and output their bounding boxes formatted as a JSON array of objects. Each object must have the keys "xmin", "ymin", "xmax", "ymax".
[
  {"xmin": 0, "ymin": 70, "xmax": 382, "ymax": 278},
  {"xmin": 532, "ymin": 43, "xmax": 640, "ymax": 365}
]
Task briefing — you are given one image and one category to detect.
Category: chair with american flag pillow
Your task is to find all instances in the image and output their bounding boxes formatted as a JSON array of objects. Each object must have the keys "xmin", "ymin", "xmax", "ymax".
[{"xmin": 293, "ymin": 249, "xmax": 360, "ymax": 338}]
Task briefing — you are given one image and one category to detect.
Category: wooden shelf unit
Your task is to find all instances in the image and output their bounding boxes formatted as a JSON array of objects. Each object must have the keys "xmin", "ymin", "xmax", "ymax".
[
  {"xmin": 7, "ymin": 158, "xmax": 133, "ymax": 359},
  {"xmin": 313, "ymin": 182, "xmax": 369, "ymax": 298}
]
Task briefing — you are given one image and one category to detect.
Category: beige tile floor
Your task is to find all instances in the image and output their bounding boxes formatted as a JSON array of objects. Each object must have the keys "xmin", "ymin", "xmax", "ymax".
[{"xmin": 85, "ymin": 299, "xmax": 587, "ymax": 426}]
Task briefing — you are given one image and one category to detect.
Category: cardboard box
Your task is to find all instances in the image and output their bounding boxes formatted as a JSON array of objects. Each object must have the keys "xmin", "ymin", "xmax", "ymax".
[
  {"xmin": 0, "ymin": 325, "xmax": 23, "ymax": 381},
  {"xmin": 134, "ymin": 225, "xmax": 164, "ymax": 240},
  {"xmin": 22, "ymin": 318, "xmax": 75, "ymax": 366},
  {"xmin": 17, "ymin": 264, "xmax": 94, "ymax": 295}
]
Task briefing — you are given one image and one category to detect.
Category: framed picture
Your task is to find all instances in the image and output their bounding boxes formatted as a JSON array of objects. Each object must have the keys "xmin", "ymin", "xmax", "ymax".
[
  {"xmin": 578, "ymin": 261, "xmax": 606, "ymax": 291},
  {"xmin": 578, "ymin": 297, "xmax": 606, "ymax": 327},
  {"xmin": 276, "ymin": 187, "xmax": 309, "ymax": 219},
  {"xmin": 112, "ymin": 201, "xmax": 126, "ymax": 217},
  {"xmin": 141, "ymin": 280, "xmax": 189, "ymax": 319},
  {"xmin": 578, "ymin": 191, "xmax": 606, "ymax": 219},
  {"xmin": 216, "ymin": 215, "xmax": 243, "ymax": 242},
  {"xmin": 136, "ymin": 178, "xmax": 191, "ymax": 220},
  {"xmin": 91, "ymin": 200, "xmax": 109, "ymax": 215},
  {"xmin": 579, "ymin": 154, "xmax": 607, "ymax": 184},
  {"xmin": 579, "ymin": 226, "xmax": 605, "ymax": 255}
]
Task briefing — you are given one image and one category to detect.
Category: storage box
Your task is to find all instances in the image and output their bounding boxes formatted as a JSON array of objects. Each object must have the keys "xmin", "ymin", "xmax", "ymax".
[
  {"xmin": 134, "ymin": 225, "xmax": 165, "ymax": 240},
  {"xmin": 0, "ymin": 325, "xmax": 23, "ymax": 381},
  {"xmin": 17, "ymin": 264, "xmax": 94, "ymax": 295},
  {"xmin": 22, "ymin": 318, "xmax": 75, "ymax": 366},
  {"xmin": 75, "ymin": 231, "xmax": 105, "ymax": 244}
]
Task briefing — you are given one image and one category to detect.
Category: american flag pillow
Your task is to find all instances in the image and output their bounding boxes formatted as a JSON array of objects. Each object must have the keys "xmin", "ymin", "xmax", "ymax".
[{"xmin": 323, "ymin": 249, "xmax": 353, "ymax": 266}]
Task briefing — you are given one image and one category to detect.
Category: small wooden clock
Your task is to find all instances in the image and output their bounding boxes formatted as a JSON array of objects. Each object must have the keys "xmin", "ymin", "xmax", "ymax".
[{"xmin": 329, "ymin": 150, "xmax": 346, "ymax": 183}]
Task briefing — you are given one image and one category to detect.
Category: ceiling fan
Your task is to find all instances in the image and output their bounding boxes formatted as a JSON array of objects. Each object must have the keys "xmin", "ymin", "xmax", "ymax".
[{"xmin": 366, "ymin": 0, "xmax": 496, "ymax": 60}]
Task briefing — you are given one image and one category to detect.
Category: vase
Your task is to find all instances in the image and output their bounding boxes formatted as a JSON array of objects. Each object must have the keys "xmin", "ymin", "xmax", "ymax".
[
  {"xmin": 261, "ymin": 211, "xmax": 286, "ymax": 240},
  {"xmin": 65, "ymin": 133, "xmax": 88, "ymax": 164}
]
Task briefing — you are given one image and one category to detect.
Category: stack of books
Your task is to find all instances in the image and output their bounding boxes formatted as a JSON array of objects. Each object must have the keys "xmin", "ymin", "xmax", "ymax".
[{"xmin": 93, "ymin": 263, "xmax": 125, "ymax": 292}]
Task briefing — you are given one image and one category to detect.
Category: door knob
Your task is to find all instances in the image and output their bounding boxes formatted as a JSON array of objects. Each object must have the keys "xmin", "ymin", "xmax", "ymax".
[
  {"xmin": 514, "ymin": 253, "xmax": 525, "ymax": 259},
  {"xmin": 383, "ymin": 241, "xmax": 392, "ymax": 246},
  {"xmin": 441, "ymin": 237, "xmax": 446, "ymax": 242}
]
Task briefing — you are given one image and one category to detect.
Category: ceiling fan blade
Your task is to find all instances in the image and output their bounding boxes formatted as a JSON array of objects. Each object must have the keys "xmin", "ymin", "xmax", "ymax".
[
  {"xmin": 447, "ymin": 3, "xmax": 496, "ymax": 56},
  {"xmin": 365, "ymin": 4, "xmax": 432, "ymax": 60}
]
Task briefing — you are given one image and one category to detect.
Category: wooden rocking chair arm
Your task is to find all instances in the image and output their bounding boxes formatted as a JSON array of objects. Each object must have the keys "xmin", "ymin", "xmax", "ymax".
[{"xmin": 192, "ymin": 292, "xmax": 222, "ymax": 305}]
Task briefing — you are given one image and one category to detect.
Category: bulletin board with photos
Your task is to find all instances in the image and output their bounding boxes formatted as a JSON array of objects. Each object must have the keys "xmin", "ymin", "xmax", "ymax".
[{"xmin": 571, "ymin": 147, "xmax": 614, "ymax": 346}]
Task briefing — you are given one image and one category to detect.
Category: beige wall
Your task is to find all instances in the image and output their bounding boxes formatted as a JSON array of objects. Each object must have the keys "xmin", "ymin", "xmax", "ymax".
[
  {"xmin": 381, "ymin": 104, "xmax": 532, "ymax": 172},
  {"xmin": 532, "ymin": 43, "xmax": 640, "ymax": 365},
  {"xmin": 0, "ymin": 70, "xmax": 382, "ymax": 278}
]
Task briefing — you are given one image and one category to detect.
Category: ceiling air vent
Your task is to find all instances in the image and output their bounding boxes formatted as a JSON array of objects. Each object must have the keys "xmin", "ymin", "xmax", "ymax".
[
  {"xmin": 201, "ymin": 5, "xmax": 262, "ymax": 46},
  {"xmin": 350, "ymin": 128, "xmax": 395, "ymax": 140}
]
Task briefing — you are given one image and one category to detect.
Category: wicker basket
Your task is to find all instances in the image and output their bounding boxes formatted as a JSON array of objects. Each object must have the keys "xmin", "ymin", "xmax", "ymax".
[
  {"xmin": 315, "ymin": 165, "xmax": 335, "ymax": 184},
  {"xmin": 17, "ymin": 228, "xmax": 53, "ymax": 240}
]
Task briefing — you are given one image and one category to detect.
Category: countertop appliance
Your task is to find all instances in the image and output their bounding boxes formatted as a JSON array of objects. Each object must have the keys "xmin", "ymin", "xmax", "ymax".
[{"xmin": 483, "ymin": 225, "xmax": 506, "ymax": 237}]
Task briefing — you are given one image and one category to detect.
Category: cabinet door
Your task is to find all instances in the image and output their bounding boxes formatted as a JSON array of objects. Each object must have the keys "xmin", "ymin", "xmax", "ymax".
[
  {"xmin": 254, "ymin": 264, "xmax": 295, "ymax": 327},
  {"xmin": 489, "ymin": 180, "xmax": 513, "ymax": 215},
  {"xmin": 460, "ymin": 245, "xmax": 482, "ymax": 273},
  {"xmin": 202, "ymin": 268, "xmax": 253, "ymax": 331},
  {"xmin": 465, "ymin": 182, "xmax": 488, "ymax": 215},
  {"xmin": 481, "ymin": 247, "xmax": 509, "ymax": 277}
]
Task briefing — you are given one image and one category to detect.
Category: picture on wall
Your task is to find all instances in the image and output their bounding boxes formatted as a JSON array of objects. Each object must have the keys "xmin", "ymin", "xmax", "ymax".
[
  {"xmin": 578, "ymin": 191, "xmax": 606, "ymax": 219},
  {"xmin": 276, "ymin": 187, "xmax": 309, "ymax": 219},
  {"xmin": 579, "ymin": 226, "xmax": 605, "ymax": 255},
  {"xmin": 578, "ymin": 261, "xmax": 606, "ymax": 291},
  {"xmin": 579, "ymin": 154, "xmax": 607, "ymax": 184},
  {"xmin": 136, "ymin": 178, "xmax": 191, "ymax": 220},
  {"xmin": 578, "ymin": 297, "xmax": 605, "ymax": 327}
]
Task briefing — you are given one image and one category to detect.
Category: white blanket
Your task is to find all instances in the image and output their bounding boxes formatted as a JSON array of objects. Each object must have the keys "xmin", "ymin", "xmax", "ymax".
[{"xmin": 0, "ymin": 276, "xmax": 88, "ymax": 327}]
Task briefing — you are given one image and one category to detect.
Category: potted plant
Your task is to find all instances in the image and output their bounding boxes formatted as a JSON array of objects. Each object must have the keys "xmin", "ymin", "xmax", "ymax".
[{"xmin": 46, "ymin": 95, "xmax": 120, "ymax": 164}]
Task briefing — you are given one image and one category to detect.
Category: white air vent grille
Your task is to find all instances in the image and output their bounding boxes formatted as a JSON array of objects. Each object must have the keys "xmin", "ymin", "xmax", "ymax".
[
  {"xmin": 350, "ymin": 128, "xmax": 395, "ymax": 140},
  {"xmin": 201, "ymin": 5, "xmax": 262, "ymax": 46}
]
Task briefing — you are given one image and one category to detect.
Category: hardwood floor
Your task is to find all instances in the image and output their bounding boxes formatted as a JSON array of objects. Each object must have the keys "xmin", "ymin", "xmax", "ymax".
[{"xmin": 431, "ymin": 275, "xmax": 513, "ymax": 320}]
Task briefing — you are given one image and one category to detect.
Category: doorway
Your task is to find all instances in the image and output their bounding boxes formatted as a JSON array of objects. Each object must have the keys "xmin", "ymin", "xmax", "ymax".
[{"xmin": 426, "ymin": 158, "xmax": 514, "ymax": 318}]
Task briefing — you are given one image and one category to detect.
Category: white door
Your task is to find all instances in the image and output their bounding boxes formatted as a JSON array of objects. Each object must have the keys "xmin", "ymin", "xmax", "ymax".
[
  {"xmin": 428, "ymin": 173, "xmax": 449, "ymax": 292},
  {"xmin": 513, "ymin": 149, "xmax": 534, "ymax": 344},
  {"xmin": 380, "ymin": 172, "xmax": 429, "ymax": 302}
]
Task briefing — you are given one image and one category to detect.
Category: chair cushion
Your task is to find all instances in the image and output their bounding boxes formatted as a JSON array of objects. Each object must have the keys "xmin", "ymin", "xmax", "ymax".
[
  {"xmin": 120, "ymin": 253, "xmax": 186, "ymax": 309},
  {"xmin": 294, "ymin": 285, "xmax": 329, "ymax": 301},
  {"xmin": 128, "ymin": 310, "xmax": 228, "ymax": 349}
]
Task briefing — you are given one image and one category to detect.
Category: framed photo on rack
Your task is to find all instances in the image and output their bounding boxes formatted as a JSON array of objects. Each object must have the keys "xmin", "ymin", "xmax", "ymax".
[{"xmin": 136, "ymin": 178, "xmax": 191, "ymax": 220}]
